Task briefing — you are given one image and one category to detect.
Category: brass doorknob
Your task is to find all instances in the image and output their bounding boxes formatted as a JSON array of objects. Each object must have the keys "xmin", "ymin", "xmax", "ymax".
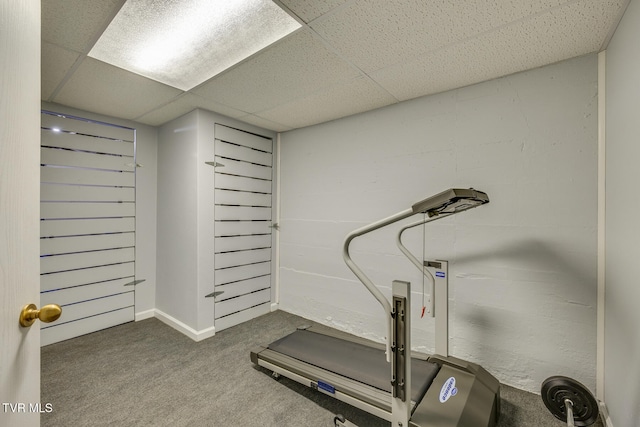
[{"xmin": 19, "ymin": 303, "xmax": 62, "ymax": 327}]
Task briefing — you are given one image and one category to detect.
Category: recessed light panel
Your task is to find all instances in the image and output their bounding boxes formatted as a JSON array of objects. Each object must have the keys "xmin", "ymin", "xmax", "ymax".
[{"xmin": 88, "ymin": 0, "xmax": 301, "ymax": 91}]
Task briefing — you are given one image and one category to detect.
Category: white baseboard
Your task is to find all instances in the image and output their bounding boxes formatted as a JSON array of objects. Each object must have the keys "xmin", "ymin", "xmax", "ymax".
[
  {"xmin": 153, "ymin": 309, "xmax": 216, "ymax": 342},
  {"xmin": 135, "ymin": 309, "xmax": 155, "ymax": 321},
  {"xmin": 270, "ymin": 303, "xmax": 279, "ymax": 312}
]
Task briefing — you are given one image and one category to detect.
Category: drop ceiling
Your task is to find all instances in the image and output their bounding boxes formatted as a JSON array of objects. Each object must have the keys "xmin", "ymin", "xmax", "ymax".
[{"xmin": 42, "ymin": 0, "xmax": 629, "ymax": 132}]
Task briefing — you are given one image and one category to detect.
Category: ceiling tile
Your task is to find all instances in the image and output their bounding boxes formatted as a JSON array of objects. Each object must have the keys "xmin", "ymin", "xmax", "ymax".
[
  {"xmin": 279, "ymin": 0, "xmax": 350, "ymax": 23},
  {"xmin": 370, "ymin": 41, "xmax": 514, "ymax": 102},
  {"xmin": 236, "ymin": 114, "xmax": 293, "ymax": 132},
  {"xmin": 53, "ymin": 57, "xmax": 182, "ymax": 120},
  {"xmin": 257, "ymin": 74, "xmax": 397, "ymax": 129},
  {"xmin": 193, "ymin": 29, "xmax": 360, "ymax": 113},
  {"xmin": 370, "ymin": 0, "xmax": 625, "ymax": 101},
  {"xmin": 310, "ymin": 0, "xmax": 568, "ymax": 74},
  {"xmin": 40, "ymin": 0, "xmax": 626, "ymax": 131},
  {"xmin": 135, "ymin": 93, "xmax": 248, "ymax": 126},
  {"xmin": 41, "ymin": 42, "xmax": 80, "ymax": 100},
  {"xmin": 42, "ymin": 0, "xmax": 125, "ymax": 52}
]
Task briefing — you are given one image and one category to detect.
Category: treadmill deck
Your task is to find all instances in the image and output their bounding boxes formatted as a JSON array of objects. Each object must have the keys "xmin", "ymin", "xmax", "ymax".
[
  {"xmin": 267, "ymin": 328, "xmax": 440, "ymax": 406},
  {"xmin": 251, "ymin": 326, "xmax": 500, "ymax": 426}
]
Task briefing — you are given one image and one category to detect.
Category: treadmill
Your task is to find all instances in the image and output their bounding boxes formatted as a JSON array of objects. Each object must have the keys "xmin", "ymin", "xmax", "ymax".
[{"xmin": 251, "ymin": 188, "xmax": 500, "ymax": 427}]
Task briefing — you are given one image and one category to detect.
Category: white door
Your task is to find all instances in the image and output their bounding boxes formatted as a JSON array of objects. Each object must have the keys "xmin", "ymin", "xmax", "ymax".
[
  {"xmin": 40, "ymin": 112, "xmax": 137, "ymax": 346},
  {"xmin": 213, "ymin": 124, "xmax": 274, "ymax": 331},
  {"xmin": 1, "ymin": 1, "xmax": 41, "ymax": 425}
]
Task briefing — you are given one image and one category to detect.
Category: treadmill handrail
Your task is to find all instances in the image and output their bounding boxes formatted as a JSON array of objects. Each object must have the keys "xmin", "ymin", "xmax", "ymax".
[
  {"xmin": 342, "ymin": 208, "xmax": 414, "ymax": 361},
  {"xmin": 396, "ymin": 212, "xmax": 455, "ymax": 317},
  {"xmin": 342, "ymin": 188, "xmax": 489, "ymax": 363}
]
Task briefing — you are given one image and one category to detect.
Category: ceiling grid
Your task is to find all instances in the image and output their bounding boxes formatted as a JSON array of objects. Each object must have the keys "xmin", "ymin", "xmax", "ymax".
[{"xmin": 41, "ymin": 0, "xmax": 630, "ymax": 131}]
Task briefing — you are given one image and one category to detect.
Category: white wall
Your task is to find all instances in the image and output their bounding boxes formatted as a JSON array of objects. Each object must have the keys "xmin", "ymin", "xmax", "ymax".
[
  {"xmin": 156, "ymin": 110, "xmax": 200, "ymax": 329},
  {"xmin": 156, "ymin": 109, "xmax": 277, "ymax": 335},
  {"xmin": 40, "ymin": 101, "xmax": 158, "ymax": 318},
  {"xmin": 279, "ymin": 54, "xmax": 599, "ymax": 393},
  {"xmin": 604, "ymin": 0, "xmax": 640, "ymax": 424}
]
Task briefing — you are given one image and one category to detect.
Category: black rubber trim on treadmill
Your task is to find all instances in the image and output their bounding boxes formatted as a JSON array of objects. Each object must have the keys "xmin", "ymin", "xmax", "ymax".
[{"xmin": 267, "ymin": 329, "xmax": 440, "ymax": 405}]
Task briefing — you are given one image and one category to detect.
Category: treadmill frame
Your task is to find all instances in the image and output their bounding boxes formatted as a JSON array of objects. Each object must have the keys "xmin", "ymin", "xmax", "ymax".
[
  {"xmin": 250, "ymin": 321, "xmax": 501, "ymax": 426},
  {"xmin": 251, "ymin": 188, "xmax": 498, "ymax": 426}
]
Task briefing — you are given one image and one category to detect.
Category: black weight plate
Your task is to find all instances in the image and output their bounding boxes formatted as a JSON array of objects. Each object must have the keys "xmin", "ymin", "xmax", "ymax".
[{"xmin": 541, "ymin": 376, "xmax": 600, "ymax": 426}]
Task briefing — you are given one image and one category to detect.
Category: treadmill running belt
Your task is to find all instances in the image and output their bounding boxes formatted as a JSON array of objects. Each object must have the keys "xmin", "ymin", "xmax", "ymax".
[{"xmin": 268, "ymin": 329, "xmax": 440, "ymax": 404}]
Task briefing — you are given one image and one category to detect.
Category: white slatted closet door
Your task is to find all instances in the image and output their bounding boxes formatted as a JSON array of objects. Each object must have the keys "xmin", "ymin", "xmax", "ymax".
[
  {"xmin": 40, "ymin": 111, "xmax": 137, "ymax": 346},
  {"xmin": 213, "ymin": 125, "xmax": 273, "ymax": 331}
]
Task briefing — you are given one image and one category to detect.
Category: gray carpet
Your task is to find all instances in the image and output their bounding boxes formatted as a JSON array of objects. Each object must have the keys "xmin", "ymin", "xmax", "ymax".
[{"xmin": 41, "ymin": 310, "xmax": 602, "ymax": 426}]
